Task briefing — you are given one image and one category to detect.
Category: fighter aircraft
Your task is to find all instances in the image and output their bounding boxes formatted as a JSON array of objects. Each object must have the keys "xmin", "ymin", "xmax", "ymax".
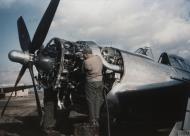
[{"xmin": 2, "ymin": 0, "xmax": 190, "ymax": 128}]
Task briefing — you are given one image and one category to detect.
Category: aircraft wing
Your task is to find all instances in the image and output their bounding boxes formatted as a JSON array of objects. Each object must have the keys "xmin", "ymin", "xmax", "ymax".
[{"xmin": 0, "ymin": 85, "xmax": 33, "ymax": 93}]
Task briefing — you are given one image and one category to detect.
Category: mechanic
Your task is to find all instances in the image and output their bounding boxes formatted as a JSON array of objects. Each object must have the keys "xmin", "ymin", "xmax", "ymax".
[{"xmin": 82, "ymin": 47, "xmax": 104, "ymax": 127}]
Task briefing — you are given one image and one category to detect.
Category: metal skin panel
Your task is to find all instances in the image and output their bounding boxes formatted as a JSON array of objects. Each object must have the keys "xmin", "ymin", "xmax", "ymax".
[
  {"xmin": 120, "ymin": 52, "xmax": 175, "ymax": 91},
  {"xmin": 107, "ymin": 49, "xmax": 190, "ymax": 95},
  {"xmin": 88, "ymin": 44, "xmax": 190, "ymax": 126}
]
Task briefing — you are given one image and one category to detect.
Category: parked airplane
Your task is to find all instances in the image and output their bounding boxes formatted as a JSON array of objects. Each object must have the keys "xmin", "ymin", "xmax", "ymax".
[
  {"xmin": 0, "ymin": 84, "xmax": 33, "ymax": 94},
  {"xmin": 2, "ymin": 0, "xmax": 190, "ymax": 128}
]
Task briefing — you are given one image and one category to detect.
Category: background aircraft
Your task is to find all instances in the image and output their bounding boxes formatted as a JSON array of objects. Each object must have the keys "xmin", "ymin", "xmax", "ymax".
[
  {"xmin": 2, "ymin": 0, "xmax": 190, "ymax": 129},
  {"xmin": 0, "ymin": 84, "xmax": 33, "ymax": 95}
]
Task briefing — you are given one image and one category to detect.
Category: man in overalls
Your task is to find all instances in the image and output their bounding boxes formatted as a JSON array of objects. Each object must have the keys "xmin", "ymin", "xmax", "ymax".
[{"xmin": 83, "ymin": 47, "xmax": 104, "ymax": 127}]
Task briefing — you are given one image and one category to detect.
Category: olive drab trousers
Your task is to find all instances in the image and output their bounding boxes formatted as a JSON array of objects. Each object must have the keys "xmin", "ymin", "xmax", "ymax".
[{"xmin": 85, "ymin": 81, "xmax": 104, "ymax": 124}]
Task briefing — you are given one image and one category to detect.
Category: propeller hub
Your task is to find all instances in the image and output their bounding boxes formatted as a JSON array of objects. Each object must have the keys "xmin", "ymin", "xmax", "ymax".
[{"xmin": 8, "ymin": 50, "xmax": 32, "ymax": 65}]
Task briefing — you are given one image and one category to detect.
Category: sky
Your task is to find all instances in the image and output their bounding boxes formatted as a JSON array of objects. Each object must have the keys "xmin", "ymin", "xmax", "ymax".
[{"xmin": 0, "ymin": 0, "xmax": 190, "ymax": 84}]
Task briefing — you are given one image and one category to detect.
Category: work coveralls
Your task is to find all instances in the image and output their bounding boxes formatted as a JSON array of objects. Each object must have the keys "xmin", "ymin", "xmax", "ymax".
[{"xmin": 83, "ymin": 55, "xmax": 104, "ymax": 125}]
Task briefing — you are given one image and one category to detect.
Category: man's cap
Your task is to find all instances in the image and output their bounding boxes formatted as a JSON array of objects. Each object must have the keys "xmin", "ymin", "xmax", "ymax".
[{"xmin": 83, "ymin": 47, "xmax": 92, "ymax": 54}]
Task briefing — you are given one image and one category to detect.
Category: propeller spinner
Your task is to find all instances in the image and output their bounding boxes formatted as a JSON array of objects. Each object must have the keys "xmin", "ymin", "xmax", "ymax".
[{"xmin": 1, "ymin": 0, "xmax": 60, "ymax": 117}]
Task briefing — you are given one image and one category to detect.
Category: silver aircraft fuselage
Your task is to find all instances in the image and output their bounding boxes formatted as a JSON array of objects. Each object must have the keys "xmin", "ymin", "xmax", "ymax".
[{"xmin": 90, "ymin": 43, "xmax": 190, "ymax": 127}]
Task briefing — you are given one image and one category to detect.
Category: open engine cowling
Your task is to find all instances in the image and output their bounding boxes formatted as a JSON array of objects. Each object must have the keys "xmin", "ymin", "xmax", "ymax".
[{"xmin": 35, "ymin": 38, "xmax": 124, "ymax": 111}]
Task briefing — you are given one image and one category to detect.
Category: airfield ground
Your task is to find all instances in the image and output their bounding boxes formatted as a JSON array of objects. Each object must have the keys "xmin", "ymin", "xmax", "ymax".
[{"xmin": 0, "ymin": 93, "xmax": 170, "ymax": 136}]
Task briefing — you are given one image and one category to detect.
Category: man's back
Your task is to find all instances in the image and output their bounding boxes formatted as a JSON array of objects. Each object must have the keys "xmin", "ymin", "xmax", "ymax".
[{"xmin": 84, "ymin": 55, "xmax": 103, "ymax": 82}]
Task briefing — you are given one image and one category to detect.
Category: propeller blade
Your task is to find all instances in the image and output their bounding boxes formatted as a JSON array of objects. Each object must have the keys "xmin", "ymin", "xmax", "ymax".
[
  {"xmin": 28, "ymin": 63, "xmax": 42, "ymax": 117},
  {"xmin": 1, "ymin": 65, "xmax": 27, "ymax": 117},
  {"xmin": 14, "ymin": 65, "xmax": 27, "ymax": 87},
  {"xmin": 31, "ymin": 0, "xmax": 60, "ymax": 53},
  {"xmin": 17, "ymin": 16, "xmax": 31, "ymax": 52}
]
